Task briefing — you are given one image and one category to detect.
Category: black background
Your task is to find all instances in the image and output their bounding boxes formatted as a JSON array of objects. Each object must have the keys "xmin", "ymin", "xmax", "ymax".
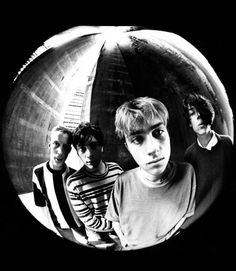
[{"xmin": 1, "ymin": 21, "xmax": 236, "ymax": 265}]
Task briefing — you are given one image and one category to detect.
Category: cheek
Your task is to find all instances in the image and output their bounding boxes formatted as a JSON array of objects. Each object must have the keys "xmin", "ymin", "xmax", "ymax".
[
  {"xmin": 127, "ymin": 145, "xmax": 143, "ymax": 163},
  {"xmin": 78, "ymin": 153, "xmax": 86, "ymax": 161},
  {"xmin": 165, "ymin": 141, "xmax": 171, "ymax": 160},
  {"xmin": 50, "ymin": 148, "xmax": 56, "ymax": 155},
  {"xmin": 191, "ymin": 116, "xmax": 199, "ymax": 124},
  {"xmin": 163, "ymin": 137, "xmax": 171, "ymax": 157}
]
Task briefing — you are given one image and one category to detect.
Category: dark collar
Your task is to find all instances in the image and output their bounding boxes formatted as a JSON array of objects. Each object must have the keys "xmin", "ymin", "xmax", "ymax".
[{"xmin": 46, "ymin": 161, "xmax": 67, "ymax": 175}]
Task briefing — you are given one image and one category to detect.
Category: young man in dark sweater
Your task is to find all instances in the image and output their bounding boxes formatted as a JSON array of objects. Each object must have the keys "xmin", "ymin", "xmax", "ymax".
[{"xmin": 183, "ymin": 93, "xmax": 233, "ymax": 225}]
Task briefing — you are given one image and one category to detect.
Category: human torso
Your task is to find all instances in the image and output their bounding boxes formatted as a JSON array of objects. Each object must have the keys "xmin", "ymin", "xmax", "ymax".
[
  {"xmin": 184, "ymin": 134, "xmax": 233, "ymax": 219},
  {"xmin": 33, "ymin": 161, "xmax": 76, "ymax": 229},
  {"xmin": 67, "ymin": 162, "xmax": 123, "ymax": 218},
  {"xmin": 107, "ymin": 161, "xmax": 196, "ymax": 248}
]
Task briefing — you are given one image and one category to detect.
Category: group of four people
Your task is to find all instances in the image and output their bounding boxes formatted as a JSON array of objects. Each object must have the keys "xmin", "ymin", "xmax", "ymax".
[{"xmin": 32, "ymin": 93, "xmax": 233, "ymax": 250}]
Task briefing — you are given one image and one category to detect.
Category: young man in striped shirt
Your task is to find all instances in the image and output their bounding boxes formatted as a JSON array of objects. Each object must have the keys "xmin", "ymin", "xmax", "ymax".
[
  {"xmin": 32, "ymin": 125, "xmax": 89, "ymax": 246},
  {"xmin": 66, "ymin": 122, "xmax": 123, "ymax": 249}
]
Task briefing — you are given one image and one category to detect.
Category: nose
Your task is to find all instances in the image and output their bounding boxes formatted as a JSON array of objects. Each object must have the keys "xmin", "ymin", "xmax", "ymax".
[
  {"xmin": 57, "ymin": 146, "xmax": 63, "ymax": 155},
  {"xmin": 196, "ymin": 113, "xmax": 203, "ymax": 123},
  {"xmin": 84, "ymin": 146, "xmax": 94, "ymax": 157},
  {"xmin": 146, "ymin": 134, "xmax": 161, "ymax": 156}
]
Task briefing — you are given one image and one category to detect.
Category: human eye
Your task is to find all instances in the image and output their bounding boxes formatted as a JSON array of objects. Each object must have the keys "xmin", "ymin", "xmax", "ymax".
[
  {"xmin": 78, "ymin": 146, "xmax": 86, "ymax": 153},
  {"xmin": 130, "ymin": 135, "xmax": 144, "ymax": 145},
  {"xmin": 189, "ymin": 107, "xmax": 198, "ymax": 118},
  {"xmin": 152, "ymin": 128, "xmax": 165, "ymax": 139},
  {"xmin": 53, "ymin": 141, "xmax": 60, "ymax": 148},
  {"xmin": 89, "ymin": 142, "xmax": 99, "ymax": 150}
]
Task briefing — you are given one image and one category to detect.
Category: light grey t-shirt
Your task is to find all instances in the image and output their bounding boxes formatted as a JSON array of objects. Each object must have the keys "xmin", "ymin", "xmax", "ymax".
[{"xmin": 105, "ymin": 161, "xmax": 196, "ymax": 249}]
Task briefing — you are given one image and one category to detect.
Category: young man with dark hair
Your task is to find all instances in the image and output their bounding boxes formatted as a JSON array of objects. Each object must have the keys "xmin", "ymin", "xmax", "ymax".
[
  {"xmin": 183, "ymin": 93, "xmax": 233, "ymax": 223},
  {"xmin": 66, "ymin": 122, "xmax": 123, "ymax": 249}
]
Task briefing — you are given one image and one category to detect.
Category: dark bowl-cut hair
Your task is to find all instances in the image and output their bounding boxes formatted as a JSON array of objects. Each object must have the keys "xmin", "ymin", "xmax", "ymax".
[
  {"xmin": 183, "ymin": 93, "xmax": 215, "ymax": 126},
  {"xmin": 72, "ymin": 122, "xmax": 104, "ymax": 149}
]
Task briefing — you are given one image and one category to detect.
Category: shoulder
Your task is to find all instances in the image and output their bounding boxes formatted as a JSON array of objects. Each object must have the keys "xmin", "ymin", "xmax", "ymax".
[
  {"xmin": 216, "ymin": 133, "xmax": 233, "ymax": 145},
  {"xmin": 33, "ymin": 161, "xmax": 46, "ymax": 170},
  {"xmin": 106, "ymin": 161, "xmax": 124, "ymax": 172},
  {"xmin": 174, "ymin": 161, "xmax": 195, "ymax": 175},
  {"xmin": 64, "ymin": 166, "xmax": 76, "ymax": 179},
  {"xmin": 104, "ymin": 162, "xmax": 124, "ymax": 174},
  {"xmin": 116, "ymin": 167, "xmax": 138, "ymax": 182},
  {"xmin": 180, "ymin": 161, "xmax": 194, "ymax": 170},
  {"xmin": 170, "ymin": 161, "xmax": 196, "ymax": 187},
  {"xmin": 33, "ymin": 162, "xmax": 46, "ymax": 174},
  {"xmin": 67, "ymin": 166, "xmax": 76, "ymax": 175},
  {"xmin": 112, "ymin": 168, "xmax": 138, "ymax": 191},
  {"xmin": 185, "ymin": 141, "xmax": 197, "ymax": 154},
  {"xmin": 66, "ymin": 167, "xmax": 84, "ymax": 187},
  {"xmin": 184, "ymin": 142, "xmax": 198, "ymax": 161}
]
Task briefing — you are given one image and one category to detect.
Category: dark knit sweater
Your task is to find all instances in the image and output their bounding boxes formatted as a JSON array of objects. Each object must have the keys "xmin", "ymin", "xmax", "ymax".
[{"xmin": 184, "ymin": 133, "xmax": 233, "ymax": 222}]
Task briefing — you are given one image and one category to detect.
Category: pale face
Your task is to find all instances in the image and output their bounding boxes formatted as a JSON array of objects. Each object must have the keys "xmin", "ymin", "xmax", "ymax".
[
  {"xmin": 188, "ymin": 105, "xmax": 211, "ymax": 136},
  {"xmin": 125, "ymin": 118, "xmax": 171, "ymax": 180},
  {"xmin": 49, "ymin": 131, "xmax": 71, "ymax": 170},
  {"xmin": 76, "ymin": 136, "xmax": 103, "ymax": 172}
]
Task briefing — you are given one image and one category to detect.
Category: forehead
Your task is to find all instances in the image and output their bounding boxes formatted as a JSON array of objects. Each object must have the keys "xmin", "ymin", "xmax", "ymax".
[
  {"xmin": 78, "ymin": 135, "xmax": 98, "ymax": 146},
  {"xmin": 128, "ymin": 117, "xmax": 165, "ymax": 136},
  {"xmin": 51, "ymin": 131, "xmax": 69, "ymax": 143}
]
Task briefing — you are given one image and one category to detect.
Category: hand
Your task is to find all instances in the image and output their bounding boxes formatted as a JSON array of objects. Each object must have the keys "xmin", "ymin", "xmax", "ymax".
[{"xmin": 120, "ymin": 237, "xmax": 128, "ymax": 248}]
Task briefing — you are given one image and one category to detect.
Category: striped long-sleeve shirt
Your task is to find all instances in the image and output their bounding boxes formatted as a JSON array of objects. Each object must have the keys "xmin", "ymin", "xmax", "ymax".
[{"xmin": 66, "ymin": 161, "xmax": 123, "ymax": 232}]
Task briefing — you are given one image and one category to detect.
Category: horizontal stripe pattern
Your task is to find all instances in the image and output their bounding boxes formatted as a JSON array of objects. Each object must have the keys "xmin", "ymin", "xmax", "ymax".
[{"xmin": 66, "ymin": 162, "xmax": 123, "ymax": 231}]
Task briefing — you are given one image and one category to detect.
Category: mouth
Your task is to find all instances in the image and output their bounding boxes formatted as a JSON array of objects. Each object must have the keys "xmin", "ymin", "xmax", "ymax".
[
  {"xmin": 147, "ymin": 157, "xmax": 165, "ymax": 165},
  {"xmin": 86, "ymin": 160, "xmax": 96, "ymax": 165},
  {"xmin": 55, "ymin": 157, "xmax": 63, "ymax": 162},
  {"xmin": 198, "ymin": 123, "xmax": 205, "ymax": 128}
]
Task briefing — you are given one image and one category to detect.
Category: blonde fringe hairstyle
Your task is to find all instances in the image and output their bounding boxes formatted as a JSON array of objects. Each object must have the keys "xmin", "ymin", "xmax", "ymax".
[{"xmin": 115, "ymin": 96, "xmax": 169, "ymax": 140}]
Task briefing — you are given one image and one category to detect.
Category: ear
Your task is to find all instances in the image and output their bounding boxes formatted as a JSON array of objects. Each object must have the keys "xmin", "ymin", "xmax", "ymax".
[
  {"xmin": 48, "ymin": 143, "xmax": 51, "ymax": 150},
  {"xmin": 101, "ymin": 146, "xmax": 104, "ymax": 152}
]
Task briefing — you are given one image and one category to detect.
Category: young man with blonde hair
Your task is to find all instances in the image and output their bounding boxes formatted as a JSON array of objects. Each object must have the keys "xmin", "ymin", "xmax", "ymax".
[
  {"xmin": 32, "ymin": 125, "xmax": 88, "ymax": 245},
  {"xmin": 106, "ymin": 96, "xmax": 196, "ymax": 250}
]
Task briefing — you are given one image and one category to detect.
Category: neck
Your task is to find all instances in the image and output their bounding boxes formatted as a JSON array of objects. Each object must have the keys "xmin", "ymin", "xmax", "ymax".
[
  {"xmin": 49, "ymin": 161, "xmax": 64, "ymax": 171},
  {"xmin": 197, "ymin": 129, "xmax": 213, "ymax": 147},
  {"xmin": 47, "ymin": 161, "xmax": 66, "ymax": 173},
  {"xmin": 86, "ymin": 160, "xmax": 106, "ymax": 175},
  {"xmin": 139, "ymin": 168, "xmax": 162, "ymax": 183}
]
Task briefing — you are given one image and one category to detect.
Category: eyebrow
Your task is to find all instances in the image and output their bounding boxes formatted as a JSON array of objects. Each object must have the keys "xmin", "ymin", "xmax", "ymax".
[{"xmin": 128, "ymin": 122, "xmax": 165, "ymax": 137}]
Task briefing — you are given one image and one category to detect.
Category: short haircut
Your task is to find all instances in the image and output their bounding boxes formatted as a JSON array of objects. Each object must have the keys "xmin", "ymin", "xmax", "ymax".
[
  {"xmin": 183, "ymin": 93, "xmax": 215, "ymax": 126},
  {"xmin": 115, "ymin": 96, "xmax": 169, "ymax": 140},
  {"xmin": 50, "ymin": 125, "xmax": 73, "ymax": 145},
  {"xmin": 72, "ymin": 122, "xmax": 104, "ymax": 149}
]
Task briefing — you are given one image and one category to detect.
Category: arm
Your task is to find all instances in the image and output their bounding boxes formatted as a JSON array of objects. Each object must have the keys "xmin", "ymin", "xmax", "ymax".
[
  {"xmin": 113, "ymin": 221, "xmax": 128, "ymax": 248},
  {"xmin": 32, "ymin": 168, "xmax": 58, "ymax": 232},
  {"xmin": 67, "ymin": 186, "xmax": 113, "ymax": 232}
]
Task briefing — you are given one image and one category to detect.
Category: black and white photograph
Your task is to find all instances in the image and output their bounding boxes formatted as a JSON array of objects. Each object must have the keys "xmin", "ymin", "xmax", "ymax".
[{"xmin": 1, "ymin": 22, "xmax": 235, "ymax": 264}]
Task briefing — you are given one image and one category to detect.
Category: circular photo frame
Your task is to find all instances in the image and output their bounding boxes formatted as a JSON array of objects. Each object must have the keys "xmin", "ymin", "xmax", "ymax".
[{"xmin": 1, "ymin": 25, "xmax": 235, "ymax": 254}]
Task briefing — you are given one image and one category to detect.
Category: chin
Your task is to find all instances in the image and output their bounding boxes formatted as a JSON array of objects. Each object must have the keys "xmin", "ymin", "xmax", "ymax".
[{"xmin": 86, "ymin": 165, "xmax": 96, "ymax": 170}]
